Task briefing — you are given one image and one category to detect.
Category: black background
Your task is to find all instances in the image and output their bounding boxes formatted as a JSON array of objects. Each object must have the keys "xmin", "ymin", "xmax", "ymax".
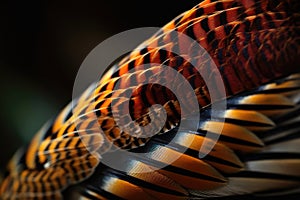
[{"xmin": 0, "ymin": 0, "xmax": 199, "ymax": 170}]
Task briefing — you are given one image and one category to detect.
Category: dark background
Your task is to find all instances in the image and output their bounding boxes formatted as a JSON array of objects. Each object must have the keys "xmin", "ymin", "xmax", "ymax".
[{"xmin": 0, "ymin": 0, "xmax": 199, "ymax": 171}]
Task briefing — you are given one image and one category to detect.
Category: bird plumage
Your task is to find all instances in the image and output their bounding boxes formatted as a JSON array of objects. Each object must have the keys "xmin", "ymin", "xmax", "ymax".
[{"xmin": 1, "ymin": 0, "xmax": 300, "ymax": 199}]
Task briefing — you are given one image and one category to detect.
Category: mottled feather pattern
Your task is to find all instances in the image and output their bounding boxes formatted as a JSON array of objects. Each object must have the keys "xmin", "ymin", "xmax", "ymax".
[{"xmin": 1, "ymin": 0, "xmax": 300, "ymax": 199}]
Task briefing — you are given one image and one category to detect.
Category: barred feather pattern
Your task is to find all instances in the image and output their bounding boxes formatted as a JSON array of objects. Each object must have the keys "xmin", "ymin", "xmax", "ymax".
[
  {"xmin": 0, "ymin": 0, "xmax": 300, "ymax": 199},
  {"xmin": 74, "ymin": 73, "xmax": 300, "ymax": 200}
]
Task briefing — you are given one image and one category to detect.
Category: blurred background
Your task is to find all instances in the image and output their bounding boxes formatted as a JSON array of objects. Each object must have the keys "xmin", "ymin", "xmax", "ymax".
[{"xmin": 0, "ymin": 0, "xmax": 199, "ymax": 171}]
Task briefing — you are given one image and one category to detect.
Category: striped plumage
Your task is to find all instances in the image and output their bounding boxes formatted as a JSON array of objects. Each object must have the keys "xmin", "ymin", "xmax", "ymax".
[{"xmin": 1, "ymin": 0, "xmax": 300, "ymax": 199}]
